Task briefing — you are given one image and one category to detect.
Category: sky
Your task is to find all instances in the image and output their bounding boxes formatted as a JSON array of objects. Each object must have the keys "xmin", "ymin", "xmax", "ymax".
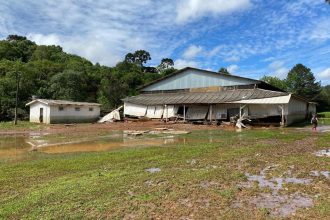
[{"xmin": 0, "ymin": 0, "xmax": 330, "ymax": 84}]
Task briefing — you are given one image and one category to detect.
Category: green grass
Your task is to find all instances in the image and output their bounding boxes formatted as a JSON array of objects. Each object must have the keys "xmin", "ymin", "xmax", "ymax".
[
  {"xmin": 0, "ymin": 121, "xmax": 47, "ymax": 130},
  {"xmin": 318, "ymin": 112, "xmax": 330, "ymax": 118},
  {"xmin": 0, "ymin": 129, "xmax": 329, "ymax": 219}
]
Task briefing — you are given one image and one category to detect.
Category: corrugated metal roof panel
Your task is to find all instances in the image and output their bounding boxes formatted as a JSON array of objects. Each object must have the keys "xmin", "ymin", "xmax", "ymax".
[
  {"xmin": 26, "ymin": 99, "xmax": 101, "ymax": 106},
  {"xmin": 122, "ymin": 89, "xmax": 289, "ymax": 105}
]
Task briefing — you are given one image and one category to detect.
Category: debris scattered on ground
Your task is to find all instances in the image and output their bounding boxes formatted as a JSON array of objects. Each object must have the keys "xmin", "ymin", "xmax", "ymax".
[
  {"xmin": 315, "ymin": 149, "xmax": 330, "ymax": 157},
  {"xmin": 98, "ymin": 106, "xmax": 123, "ymax": 123},
  {"xmin": 124, "ymin": 129, "xmax": 190, "ymax": 136},
  {"xmin": 145, "ymin": 168, "xmax": 161, "ymax": 173},
  {"xmin": 154, "ymin": 127, "xmax": 168, "ymax": 131},
  {"xmin": 123, "ymin": 130, "xmax": 149, "ymax": 136}
]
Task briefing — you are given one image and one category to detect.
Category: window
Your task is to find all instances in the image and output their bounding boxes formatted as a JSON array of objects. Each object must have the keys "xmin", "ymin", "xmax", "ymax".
[
  {"xmin": 89, "ymin": 107, "xmax": 94, "ymax": 111},
  {"xmin": 75, "ymin": 107, "xmax": 80, "ymax": 111},
  {"xmin": 58, "ymin": 106, "xmax": 64, "ymax": 111}
]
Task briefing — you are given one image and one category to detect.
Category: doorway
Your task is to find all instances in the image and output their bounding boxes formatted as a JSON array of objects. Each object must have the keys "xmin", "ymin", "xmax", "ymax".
[{"xmin": 39, "ymin": 108, "xmax": 44, "ymax": 123}]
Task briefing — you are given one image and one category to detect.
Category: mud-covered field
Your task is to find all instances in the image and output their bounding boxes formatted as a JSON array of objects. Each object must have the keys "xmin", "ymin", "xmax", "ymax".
[{"xmin": 0, "ymin": 122, "xmax": 329, "ymax": 219}]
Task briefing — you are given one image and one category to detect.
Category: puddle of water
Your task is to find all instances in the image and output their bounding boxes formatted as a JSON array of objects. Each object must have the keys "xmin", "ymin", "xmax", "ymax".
[
  {"xmin": 315, "ymin": 149, "xmax": 330, "ymax": 157},
  {"xmin": 243, "ymin": 166, "xmax": 312, "ymax": 193},
  {"xmin": 0, "ymin": 130, "xmax": 200, "ymax": 160},
  {"xmin": 310, "ymin": 171, "xmax": 330, "ymax": 179},
  {"xmin": 145, "ymin": 168, "xmax": 161, "ymax": 173},
  {"xmin": 0, "ymin": 136, "xmax": 33, "ymax": 160},
  {"xmin": 246, "ymin": 193, "xmax": 313, "ymax": 217},
  {"xmin": 235, "ymin": 165, "xmax": 314, "ymax": 217}
]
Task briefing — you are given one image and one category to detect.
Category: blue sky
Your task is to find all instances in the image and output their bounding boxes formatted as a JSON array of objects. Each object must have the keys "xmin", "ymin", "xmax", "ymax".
[{"xmin": 0, "ymin": 0, "xmax": 329, "ymax": 84}]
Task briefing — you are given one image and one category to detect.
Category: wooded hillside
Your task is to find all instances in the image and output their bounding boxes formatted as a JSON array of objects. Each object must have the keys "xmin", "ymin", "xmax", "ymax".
[{"xmin": 0, "ymin": 35, "xmax": 176, "ymax": 121}]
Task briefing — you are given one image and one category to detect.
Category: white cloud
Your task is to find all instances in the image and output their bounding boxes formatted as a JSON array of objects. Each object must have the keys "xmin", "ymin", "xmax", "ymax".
[
  {"xmin": 227, "ymin": 64, "xmax": 239, "ymax": 73},
  {"xmin": 318, "ymin": 68, "xmax": 330, "ymax": 79},
  {"xmin": 268, "ymin": 61, "xmax": 288, "ymax": 79},
  {"xmin": 224, "ymin": 55, "xmax": 240, "ymax": 62},
  {"xmin": 174, "ymin": 59, "xmax": 199, "ymax": 69},
  {"xmin": 27, "ymin": 33, "xmax": 61, "ymax": 46},
  {"xmin": 176, "ymin": 0, "xmax": 252, "ymax": 23},
  {"xmin": 309, "ymin": 19, "xmax": 330, "ymax": 41},
  {"xmin": 182, "ymin": 44, "xmax": 203, "ymax": 59}
]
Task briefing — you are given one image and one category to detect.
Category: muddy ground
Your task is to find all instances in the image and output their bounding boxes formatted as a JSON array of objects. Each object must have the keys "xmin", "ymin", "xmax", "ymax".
[
  {"xmin": 0, "ymin": 121, "xmax": 329, "ymax": 219},
  {"xmin": 0, "ymin": 120, "xmax": 278, "ymax": 136}
]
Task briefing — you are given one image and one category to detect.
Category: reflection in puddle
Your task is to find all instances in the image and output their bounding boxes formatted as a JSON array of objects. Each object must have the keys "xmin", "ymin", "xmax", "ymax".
[{"xmin": 0, "ymin": 130, "xmax": 195, "ymax": 160}]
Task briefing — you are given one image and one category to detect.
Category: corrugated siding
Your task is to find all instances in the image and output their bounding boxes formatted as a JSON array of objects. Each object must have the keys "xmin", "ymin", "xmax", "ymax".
[
  {"xmin": 146, "ymin": 106, "xmax": 164, "ymax": 119},
  {"xmin": 186, "ymin": 105, "xmax": 209, "ymax": 120},
  {"xmin": 142, "ymin": 69, "xmax": 256, "ymax": 91},
  {"xmin": 286, "ymin": 97, "xmax": 307, "ymax": 124},
  {"xmin": 124, "ymin": 103, "xmax": 147, "ymax": 117}
]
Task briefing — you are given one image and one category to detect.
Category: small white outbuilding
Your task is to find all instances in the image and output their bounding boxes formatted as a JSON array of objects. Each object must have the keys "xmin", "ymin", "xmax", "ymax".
[{"xmin": 26, "ymin": 99, "xmax": 101, "ymax": 124}]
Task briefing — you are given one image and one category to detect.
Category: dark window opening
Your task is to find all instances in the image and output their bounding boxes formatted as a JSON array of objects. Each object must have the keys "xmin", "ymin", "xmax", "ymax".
[
  {"xmin": 75, "ymin": 107, "xmax": 80, "ymax": 111},
  {"xmin": 177, "ymin": 106, "xmax": 188, "ymax": 116},
  {"xmin": 89, "ymin": 107, "xmax": 93, "ymax": 111},
  {"xmin": 59, "ymin": 106, "xmax": 64, "ymax": 111}
]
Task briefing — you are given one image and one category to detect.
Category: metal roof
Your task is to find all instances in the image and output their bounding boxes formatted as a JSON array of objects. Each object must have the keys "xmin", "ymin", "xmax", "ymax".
[
  {"xmin": 26, "ymin": 99, "xmax": 101, "ymax": 106},
  {"xmin": 139, "ymin": 67, "xmax": 260, "ymax": 91},
  {"xmin": 122, "ymin": 89, "xmax": 289, "ymax": 105},
  {"xmin": 229, "ymin": 94, "xmax": 291, "ymax": 104}
]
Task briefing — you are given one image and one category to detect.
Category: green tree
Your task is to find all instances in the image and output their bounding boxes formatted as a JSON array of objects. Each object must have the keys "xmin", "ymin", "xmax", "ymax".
[
  {"xmin": 286, "ymin": 64, "xmax": 321, "ymax": 99},
  {"xmin": 218, "ymin": 67, "xmax": 230, "ymax": 75},
  {"xmin": 260, "ymin": 75, "xmax": 287, "ymax": 91},
  {"xmin": 124, "ymin": 50, "xmax": 151, "ymax": 67},
  {"xmin": 158, "ymin": 58, "xmax": 174, "ymax": 72},
  {"xmin": 98, "ymin": 71, "xmax": 128, "ymax": 111},
  {"xmin": 315, "ymin": 85, "xmax": 330, "ymax": 111},
  {"xmin": 49, "ymin": 70, "xmax": 89, "ymax": 101}
]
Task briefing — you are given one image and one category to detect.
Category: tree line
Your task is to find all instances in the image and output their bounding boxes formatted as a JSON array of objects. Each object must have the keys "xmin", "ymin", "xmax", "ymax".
[
  {"xmin": 0, "ymin": 35, "xmax": 176, "ymax": 121},
  {"xmin": 0, "ymin": 35, "xmax": 329, "ymax": 121},
  {"xmin": 261, "ymin": 64, "xmax": 330, "ymax": 111}
]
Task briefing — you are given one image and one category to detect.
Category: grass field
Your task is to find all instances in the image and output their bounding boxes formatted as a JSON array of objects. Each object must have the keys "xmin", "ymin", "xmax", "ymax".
[
  {"xmin": 318, "ymin": 112, "xmax": 330, "ymax": 118},
  {"xmin": 0, "ymin": 121, "xmax": 47, "ymax": 130},
  {"xmin": 0, "ymin": 128, "xmax": 329, "ymax": 219}
]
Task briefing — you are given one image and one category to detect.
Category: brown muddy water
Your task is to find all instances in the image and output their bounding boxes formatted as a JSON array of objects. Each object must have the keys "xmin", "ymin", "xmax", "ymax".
[{"xmin": 0, "ymin": 130, "xmax": 202, "ymax": 161}]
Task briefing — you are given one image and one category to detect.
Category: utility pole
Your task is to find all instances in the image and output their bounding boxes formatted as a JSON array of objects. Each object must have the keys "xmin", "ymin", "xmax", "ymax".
[{"xmin": 14, "ymin": 62, "xmax": 21, "ymax": 125}]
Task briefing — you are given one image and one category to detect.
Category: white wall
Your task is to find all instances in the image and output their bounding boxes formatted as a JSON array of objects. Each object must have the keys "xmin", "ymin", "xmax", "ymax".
[
  {"xmin": 248, "ymin": 104, "xmax": 282, "ymax": 119},
  {"xmin": 286, "ymin": 97, "xmax": 307, "ymax": 124},
  {"xmin": 49, "ymin": 105, "xmax": 100, "ymax": 123},
  {"xmin": 124, "ymin": 102, "xmax": 147, "ymax": 117},
  {"xmin": 29, "ymin": 103, "xmax": 50, "ymax": 123}
]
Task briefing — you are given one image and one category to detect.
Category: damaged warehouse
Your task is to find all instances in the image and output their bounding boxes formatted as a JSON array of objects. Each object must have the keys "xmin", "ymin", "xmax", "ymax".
[{"xmin": 122, "ymin": 67, "xmax": 316, "ymax": 126}]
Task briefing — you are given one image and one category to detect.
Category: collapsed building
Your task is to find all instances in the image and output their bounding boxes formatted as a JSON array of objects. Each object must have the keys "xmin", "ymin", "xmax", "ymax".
[{"xmin": 122, "ymin": 67, "xmax": 316, "ymax": 126}]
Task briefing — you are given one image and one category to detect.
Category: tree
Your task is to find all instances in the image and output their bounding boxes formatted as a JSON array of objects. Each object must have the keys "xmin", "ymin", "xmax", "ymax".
[
  {"xmin": 260, "ymin": 75, "xmax": 287, "ymax": 91},
  {"xmin": 158, "ymin": 58, "xmax": 174, "ymax": 72},
  {"xmin": 124, "ymin": 50, "xmax": 151, "ymax": 66},
  {"xmin": 315, "ymin": 85, "xmax": 330, "ymax": 111},
  {"xmin": 6, "ymin": 35, "xmax": 27, "ymax": 41},
  {"xmin": 218, "ymin": 67, "xmax": 230, "ymax": 75},
  {"xmin": 98, "ymin": 72, "xmax": 128, "ymax": 111},
  {"xmin": 49, "ymin": 70, "xmax": 89, "ymax": 101},
  {"xmin": 286, "ymin": 64, "xmax": 321, "ymax": 100},
  {"xmin": 326, "ymin": 0, "xmax": 330, "ymax": 4}
]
